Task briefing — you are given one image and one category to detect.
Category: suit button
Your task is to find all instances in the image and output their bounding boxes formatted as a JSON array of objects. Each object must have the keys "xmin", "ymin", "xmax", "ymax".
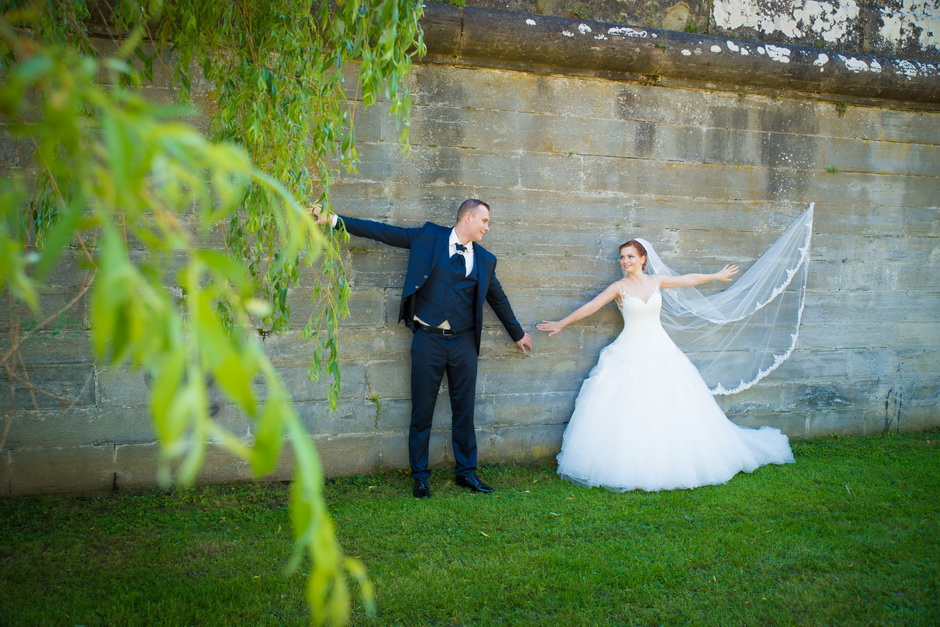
[{"xmin": 423, "ymin": 275, "xmax": 428, "ymax": 278}]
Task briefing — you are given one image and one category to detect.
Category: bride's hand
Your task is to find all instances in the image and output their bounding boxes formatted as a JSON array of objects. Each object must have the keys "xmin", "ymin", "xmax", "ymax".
[
  {"xmin": 537, "ymin": 320, "xmax": 564, "ymax": 336},
  {"xmin": 715, "ymin": 264, "xmax": 739, "ymax": 282}
]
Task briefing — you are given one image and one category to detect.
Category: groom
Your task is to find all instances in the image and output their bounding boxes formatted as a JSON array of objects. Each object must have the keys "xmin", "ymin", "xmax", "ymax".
[{"xmin": 310, "ymin": 200, "xmax": 533, "ymax": 498}]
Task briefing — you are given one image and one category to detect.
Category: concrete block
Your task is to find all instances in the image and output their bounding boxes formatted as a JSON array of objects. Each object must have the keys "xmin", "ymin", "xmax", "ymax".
[
  {"xmin": 297, "ymin": 399, "xmax": 379, "ymax": 436},
  {"xmin": 478, "ymin": 355, "xmax": 597, "ymax": 395},
  {"xmin": 0, "ymin": 132, "xmax": 18, "ymax": 168},
  {"xmin": 97, "ymin": 366, "xmax": 150, "ymax": 408},
  {"xmin": 0, "ymin": 364, "xmax": 96, "ymax": 410},
  {"xmin": 378, "ymin": 431, "xmax": 411, "ymax": 469},
  {"xmin": 196, "ymin": 442, "xmax": 255, "ymax": 485},
  {"xmin": 808, "ymin": 409, "xmax": 880, "ymax": 437},
  {"xmin": 331, "ymin": 326, "xmax": 410, "ymax": 364},
  {"xmin": 401, "ymin": 146, "xmax": 521, "ymax": 189},
  {"xmin": 0, "ymin": 450, "xmax": 10, "ymax": 496},
  {"xmin": 287, "ymin": 286, "xmax": 386, "ymax": 329},
  {"xmin": 729, "ymin": 409, "xmax": 809, "ymax": 439},
  {"xmin": 10, "ymin": 445, "xmax": 115, "ymax": 495},
  {"xmin": 0, "ymin": 287, "xmax": 87, "ymax": 331},
  {"xmin": 413, "ymin": 64, "xmax": 616, "ymax": 119},
  {"xmin": 373, "ymin": 397, "xmax": 412, "ymax": 432},
  {"xmin": 878, "ymin": 109, "xmax": 940, "ymax": 145},
  {"xmin": 313, "ymin": 433, "xmax": 381, "ymax": 476},
  {"xmin": 365, "ymin": 360, "xmax": 412, "ymax": 400},
  {"xmin": 826, "ymin": 137, "xmax": 940, "ymax": 177},
  {"xmin": 2, "ymin": 407, "xmax": 149, "ymax": 448},
  {"xmin": 476, "ymin": 423, "xmax": 566, "ymax": 463},
  {"xmin": 114, "ymin": 442, "xmax": 162, "ymax": 490},
  {"xmin": 802, "ymin": 290, "xmax": 938, "ymax": 324},
  {"xmin": 7, "ymin": 331, "xmax": 92, "ymax": 366},
  {"xmin": 117, "ymin": 440, "xmax": 261, "ymax": 490},
  {"xmin": 517, "ymin": 152, "xmax": 585, "ymax": 193},
  {"xmin": 482, "ymin": 391, "xmax": 575, "ymax": 427},
  {"xmin": 274, "ymin": 362, "xmax": 367, "ymax": 403},
  {"xmin": 779, "ymin": 379, "xmax": 879, "ymax": 412}
]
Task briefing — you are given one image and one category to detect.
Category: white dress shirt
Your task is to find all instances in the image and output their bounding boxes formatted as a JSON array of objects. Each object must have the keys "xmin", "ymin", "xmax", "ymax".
[{"xmin": 449, "ymin": 229, "xmax": 474, "ymax": 276}]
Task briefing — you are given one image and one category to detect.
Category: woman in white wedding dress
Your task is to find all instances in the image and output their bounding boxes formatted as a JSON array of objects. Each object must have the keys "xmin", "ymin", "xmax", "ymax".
[{"xmin": 537, "ymin": 239, "xmax": 796, "ymax": 492}]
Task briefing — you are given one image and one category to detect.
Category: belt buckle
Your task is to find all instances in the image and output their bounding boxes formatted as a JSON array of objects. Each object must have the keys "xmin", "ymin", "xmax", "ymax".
[{"xmin": 441, "ymin": 327, "xmax": 455, "ymax": 336}]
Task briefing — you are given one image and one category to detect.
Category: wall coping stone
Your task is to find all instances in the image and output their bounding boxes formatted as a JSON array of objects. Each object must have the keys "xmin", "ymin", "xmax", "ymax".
[{"xmin": 420, "ymin": 3, "xmax": 940, "ymax": 108}]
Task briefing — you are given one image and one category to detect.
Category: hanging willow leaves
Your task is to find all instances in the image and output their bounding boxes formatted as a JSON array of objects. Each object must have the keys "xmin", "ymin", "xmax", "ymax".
[{"xmin": 0, "ymin": 0, "xmax": 424, "ymax": 624}]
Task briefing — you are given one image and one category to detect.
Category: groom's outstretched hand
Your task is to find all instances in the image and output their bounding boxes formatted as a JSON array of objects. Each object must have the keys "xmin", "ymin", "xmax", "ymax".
[
  {"xmin": 306, "ymin": 203, "xmax": 331, "ymax": 226},
  {"xmin": 516, "ymin": 332, "xmax": 533, "ymax": 355}
]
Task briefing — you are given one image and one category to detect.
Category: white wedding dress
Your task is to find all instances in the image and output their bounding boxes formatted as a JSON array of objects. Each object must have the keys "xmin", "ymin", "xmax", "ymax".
[{"xmin": 556, "ymin": 283, "xmax": 795, "ymax": 492}]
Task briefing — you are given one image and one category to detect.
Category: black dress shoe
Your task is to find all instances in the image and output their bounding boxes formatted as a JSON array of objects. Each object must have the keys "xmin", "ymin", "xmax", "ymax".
[
  {"xmin": 455, "ymin": 472, "xmax": 494, "ymax": 493},
  {"xmin": 412, "ymin": 478, "xmax": 431, "ymax": 498}
]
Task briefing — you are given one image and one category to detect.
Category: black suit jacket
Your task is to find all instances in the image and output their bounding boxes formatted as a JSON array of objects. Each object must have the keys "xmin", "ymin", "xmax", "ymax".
[{"xmin": 338, "ymin": 215, "xmax": 525, "ymax": 354}]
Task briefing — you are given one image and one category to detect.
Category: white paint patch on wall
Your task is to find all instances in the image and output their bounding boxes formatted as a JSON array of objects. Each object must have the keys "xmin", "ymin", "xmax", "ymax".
[
  {"xmin": 608, "ymin": 27, "xmax": 649, "ymax": 38},
  {"xmin": 765, "ymin": 44, "xmax": 792, "ymax": 63},
  {"xmin": 838, "ymin": 54, "xmax": 882, "ymax": 73},
  {"xmin": 713, "ymin": 0, "xmax": 860, "ymax": 43},
  {"xmin": 879, "ymin": 0, "xmax": 940, "ymax": 50}
]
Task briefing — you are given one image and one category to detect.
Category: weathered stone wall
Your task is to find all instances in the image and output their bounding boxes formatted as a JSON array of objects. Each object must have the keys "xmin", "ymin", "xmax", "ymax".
[
  {"xmin": 460, "ymin": 0, "xmax": 940, "ymax": 62},
  {"xmin": 2, "ymin": 4, "xmax": 938, "ymax": 495}
]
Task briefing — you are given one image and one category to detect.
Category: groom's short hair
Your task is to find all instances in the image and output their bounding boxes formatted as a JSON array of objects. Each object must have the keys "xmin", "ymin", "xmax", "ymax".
[{"xmin": 456, "ymin": 199, "xmax": 490, "ymax": 222}]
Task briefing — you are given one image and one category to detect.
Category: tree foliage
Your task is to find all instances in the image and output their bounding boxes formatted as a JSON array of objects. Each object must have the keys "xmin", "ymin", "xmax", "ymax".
[{"xmin": 0, "ymin": 0, "xmax": 424, "ymax": 623}]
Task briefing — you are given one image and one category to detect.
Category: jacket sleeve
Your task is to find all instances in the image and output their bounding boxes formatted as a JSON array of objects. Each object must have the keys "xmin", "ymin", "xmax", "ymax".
[
  {"xmin": 485, "ymin": 271, "xmax": 526, "ymax": 343},
  {"xmin": 337, "ymin": 215, "xmax": 423, "ymax": 249}
]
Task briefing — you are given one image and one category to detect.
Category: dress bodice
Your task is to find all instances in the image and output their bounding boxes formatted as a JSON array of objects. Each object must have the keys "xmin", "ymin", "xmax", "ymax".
[{"xmin": 617, "ymin": 288, "xmax": 664, "ymax": 333}]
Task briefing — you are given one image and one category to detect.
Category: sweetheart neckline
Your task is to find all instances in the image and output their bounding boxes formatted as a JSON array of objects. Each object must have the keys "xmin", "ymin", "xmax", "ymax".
[{"xmin": 621, "ymin": 290, "xmax": 661, "ymax": 305}]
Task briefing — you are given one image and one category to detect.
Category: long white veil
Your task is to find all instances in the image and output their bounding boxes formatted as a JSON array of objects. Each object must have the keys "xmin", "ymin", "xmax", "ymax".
[{"xmin": 637, "ymin": 203, "xmax": 814, "ymax": 395}]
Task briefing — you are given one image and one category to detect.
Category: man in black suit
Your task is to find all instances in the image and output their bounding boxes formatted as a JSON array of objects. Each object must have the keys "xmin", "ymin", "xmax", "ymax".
[{"xmin": 311, "ymin": 199, "xmax": 533, "ymax": 498}]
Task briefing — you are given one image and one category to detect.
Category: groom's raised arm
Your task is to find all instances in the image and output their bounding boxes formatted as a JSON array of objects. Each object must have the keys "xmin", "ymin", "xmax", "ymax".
[
  {"xmin": 309, "ymin": 205, "xmax": 420, "ymax": 249},
  {"xmin": 337, "ymin": 215, "xmax": 423, "ymax": 250}
]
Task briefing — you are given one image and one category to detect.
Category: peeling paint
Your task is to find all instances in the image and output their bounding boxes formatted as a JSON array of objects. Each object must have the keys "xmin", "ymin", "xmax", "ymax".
[
  {"xmin": 525, "ymin": 19, "xmax": 537, "ymax": 26},
  {"xmin": 713, "ymin": 0, "xmax": 860, "ymax": 43},
  {"xmin": 681, "ymin": 49, "xmax": 692, "ymax": 56},
  {"xmin": 562, "ymin": 30, "xmax": 574, "ymax": 38},
  {"xmin": 897, "ymin": 59, "xmax": 919, "ymax": 77},
  {"xmin": 765, "ymin": 44, "xmax": 792, "ymax": 63},
  {"xmin": 578, "ymin": 23, "xmax": 592, "ymax": 35},
  {"xmin": 814, "ymin": 52, "xmax": 830, "ymax": 71},
  {"xmin": 594, "ymin": 34, "xmax": 608, "ymax": 40},
  {"xmin": 839, "ymin": 54, "xmax": 881, "ymax": 73},
  {"xmin": 711, "ymin": 45, "xmax": 723, "ymax": 53},
  {"xmin": 608, "ymin": 27, "xmax": 649, "ymax": 38},
  {"xmin": 727, "ymin": 41, "xmax": 740, "ymax": 52},
  {"xmin": 879, "ymin": 0, "xmax": 940, "ymax": 51}
]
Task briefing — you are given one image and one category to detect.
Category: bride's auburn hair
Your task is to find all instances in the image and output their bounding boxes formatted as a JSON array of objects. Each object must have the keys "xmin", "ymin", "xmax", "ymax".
[{"xmin": 619, "ymin": 239, "xmax": 648, "ymax": 270}]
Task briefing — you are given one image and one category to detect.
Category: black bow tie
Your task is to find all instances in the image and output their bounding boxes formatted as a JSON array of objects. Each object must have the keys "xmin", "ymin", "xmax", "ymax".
[{"xmin": 455, "ymin": 243, "xmax": 467, "ymax": 253}]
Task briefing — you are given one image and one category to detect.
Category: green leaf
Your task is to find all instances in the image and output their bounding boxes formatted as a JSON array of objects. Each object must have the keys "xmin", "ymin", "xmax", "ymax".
[
  {"xmin": 252, "ymin": 393, "xmax": 285, "ymax": 476},
  {"xmin": 33, "ymin": 196, "xmax": 86, "ymax": 283}
]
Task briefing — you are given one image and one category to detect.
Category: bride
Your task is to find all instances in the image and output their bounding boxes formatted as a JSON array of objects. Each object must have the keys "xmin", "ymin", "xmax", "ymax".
[{"xmin": 537, "ymin": 206, "xmax": 813, "ymax": 492}]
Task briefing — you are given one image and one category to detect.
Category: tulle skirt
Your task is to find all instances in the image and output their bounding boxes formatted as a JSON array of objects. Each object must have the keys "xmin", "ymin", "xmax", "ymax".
[{"xmin": 556, "ymin": 322, "xmax": 794, "ymax": 492}]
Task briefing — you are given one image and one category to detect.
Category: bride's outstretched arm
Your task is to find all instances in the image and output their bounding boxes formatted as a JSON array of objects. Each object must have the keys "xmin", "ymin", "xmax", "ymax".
[
  {"xmin": 537, "ymin": 282, "xmax": 621, "ymax": 336},
  {"xmin": 658, "ymin": 264, "xmax": 738, "ymax": 289}
]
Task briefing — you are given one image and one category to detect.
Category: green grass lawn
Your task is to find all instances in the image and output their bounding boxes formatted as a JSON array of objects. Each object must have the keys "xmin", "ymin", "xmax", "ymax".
[{"xmin": 2, "ymin": 432, "xmax": 938, "ymax": 625}]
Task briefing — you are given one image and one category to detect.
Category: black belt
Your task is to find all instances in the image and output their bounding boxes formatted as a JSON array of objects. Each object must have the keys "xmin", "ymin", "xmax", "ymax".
[{"xmin": 415, "ymin": 323, "xmax": 471, "ymax": 336}]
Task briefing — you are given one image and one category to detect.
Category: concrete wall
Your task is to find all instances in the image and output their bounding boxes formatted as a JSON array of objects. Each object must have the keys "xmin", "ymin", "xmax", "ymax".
[
  {"xmin": 462, "ymin": 0, "xmax": 940, "ymax": 62},
  {"xmin": 2, "ymin": 5, "xmax": 937, "ymax": 495}
]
